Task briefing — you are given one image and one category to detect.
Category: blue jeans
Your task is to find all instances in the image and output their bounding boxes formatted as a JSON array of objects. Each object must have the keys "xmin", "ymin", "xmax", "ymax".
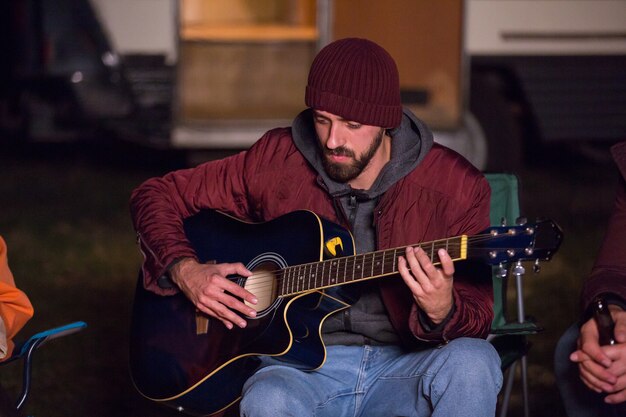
[
  {"xmin": 240, "ymin": 338, "xmax": 502, "ymax": 417},
  {"xmin": 555, "ymin": 324, "xmax": 626, "ymax": 417}
]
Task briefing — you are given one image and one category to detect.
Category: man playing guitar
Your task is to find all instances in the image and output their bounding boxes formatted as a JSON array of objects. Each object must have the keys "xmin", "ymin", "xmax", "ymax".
[{"xmin": 130, "ymin": 38, "xmax": 502, "ymax": 417}]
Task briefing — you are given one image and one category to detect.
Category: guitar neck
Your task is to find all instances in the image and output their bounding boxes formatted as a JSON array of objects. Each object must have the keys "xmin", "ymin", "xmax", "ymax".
[{"xmin": 278, "ymin": 235, "xmax": 467, "ymax": 296}]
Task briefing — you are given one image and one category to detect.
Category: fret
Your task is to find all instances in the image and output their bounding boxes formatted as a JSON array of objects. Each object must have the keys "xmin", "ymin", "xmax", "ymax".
[
  {"xmin": 292, "ymin": 266, "xmax": 298, "ymax": 293},
  {"xmin": 449, "ymin": 237, "xmax": 459, "ymax": 259},
  {"xmin": 360, "ymin": 254, "xmax": 365, "ymax": 280},
  {"xmin": 381, "ymin": 250, "xmax": 386, "ymax": 275},
  {"xmin": 293, "ymin": 265, "xmax": 300, "ymax": 292},
  {"xmin": 285, "ymin": 266, "xmax": 293, "ymax": 295},
  {"xmin": 393, "ymin": 248, "xmax": 397, "ymax": 273},
  {"xmin": 303, "ymin": 263, "xmax": 311, "ymax": 292},
  {"xmin": 430, "ymin": 241, "xmax": 435, "ymax": 263},
  {"xmin": 352, "ymin": 254, "xmax": 362, "ymax": 282},
  {"xmin": 312, "ymin": 262, "xmax": 319, "ymax": 290},
  {"xmin": 297, "ymin": 264, "xmax": 304, "ymax": 292},
  {"xmin": 298, "ymin": 264, "xmax": 306, "ymax": 292},
  {"xmin": 291, "ymin": 265, "xmax": 297, "ymax": 293},
  {"xmin": 350, "ymin": 255, "xmax": 356, "ymax": 284},
  {"xmin": 346, "ymin": 257, "xmax": 352, "ymax": 283},
  {"xmin": 372, "ymin": 252, "xmax": 383, "ymax": 277},
  {"xmin": 323, "ymin": 259, "xmax": 331, "ymax": 287},
  {"xmin": 384, "ymin": 249, "xmax": 394, "ymax": 273},
  {"xmin": 341, "ymin": 257, "xmax": 348, "ymax": 283},
  {"xmin": 330, "ymin": 259, "xmax": 338, "ymax": 285},
  {"xmin": 282, "ymin": 267, "xmax": 288, "ymax": 295},
  {"xmin": 291, "ymin": 266, "xmax": 297, "ymax": 294},
  {"xmin": 309, "ymin": 263, "xmax": 317, "ymax": 290}
]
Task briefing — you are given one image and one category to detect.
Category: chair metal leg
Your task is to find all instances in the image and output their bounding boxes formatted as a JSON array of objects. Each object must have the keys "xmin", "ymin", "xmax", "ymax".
[
  {"xmin": 513, "ymin": 260, "xmax": 531, "ymax": 417},
  {"xmin": 499, "ymin": 360, "xmax": 517, "ymax": 417},
  {"xmin": 16, "ymin": 336, "xmax": 46, "ymax": 410},
  {"xmin": 520, "ymin": 355, "xmax": 530, "ymax": 417}
]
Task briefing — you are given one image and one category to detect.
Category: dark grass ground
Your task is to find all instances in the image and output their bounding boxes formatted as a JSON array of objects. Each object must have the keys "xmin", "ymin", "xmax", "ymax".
[{"xmin": 0, "ymin": 138, "xmax": 617, "ymax": 417}]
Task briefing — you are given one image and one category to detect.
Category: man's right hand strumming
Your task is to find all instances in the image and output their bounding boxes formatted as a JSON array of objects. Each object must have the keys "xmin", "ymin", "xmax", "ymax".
[{"xmin": 169, "ymin": 258, "xmax": 258, "ymax": 329}]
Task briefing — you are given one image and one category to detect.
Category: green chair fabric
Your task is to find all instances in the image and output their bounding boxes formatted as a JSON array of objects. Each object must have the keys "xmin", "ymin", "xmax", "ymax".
[
  {"xmin": 486, "ymin": 173, "xmax": 520, "ymax": 330},
  {"xmin": 486, "ymin": 173, "xmax": 541, "ymax": 335}
]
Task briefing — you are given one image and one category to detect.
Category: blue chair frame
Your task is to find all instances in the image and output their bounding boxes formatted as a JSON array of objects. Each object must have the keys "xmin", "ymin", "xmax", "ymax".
[{"xmin": 1, "ymin": 321, "xmax": 87, "ymax": 412}]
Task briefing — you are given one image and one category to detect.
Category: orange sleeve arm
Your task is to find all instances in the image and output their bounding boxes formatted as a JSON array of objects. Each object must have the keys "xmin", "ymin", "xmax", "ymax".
[{"xmin": 0, "ymin": 236, "xmax": 34, "ymax": 361}]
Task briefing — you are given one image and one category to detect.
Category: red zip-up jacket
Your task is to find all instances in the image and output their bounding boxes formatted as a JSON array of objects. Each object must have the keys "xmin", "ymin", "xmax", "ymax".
[
  {"xmin": 130, "ymin": 128, "xmax": 493, "ymax": 347},
  {"xmin": 581, "ymin": 141, "xmax": 626, "ymax": 313}
]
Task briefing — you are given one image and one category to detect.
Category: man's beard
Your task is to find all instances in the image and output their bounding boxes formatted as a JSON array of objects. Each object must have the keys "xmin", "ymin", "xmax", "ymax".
[{"xmin": 321, "ymin": 128, "xmax": 385, "ymax": 184}]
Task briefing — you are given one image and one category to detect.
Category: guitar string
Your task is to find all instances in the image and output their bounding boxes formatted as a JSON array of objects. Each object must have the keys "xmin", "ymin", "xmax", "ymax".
[
  {"xmin": 239, "ymin": 230, "xmax": 523, "ymax": 293},
  {"xmin": 240, "ymin": 232, "xmax": 528, "ymax": 292},
  {"xmin": 239, "ymin": 232, "xmax": 529, "ymax": 295}
]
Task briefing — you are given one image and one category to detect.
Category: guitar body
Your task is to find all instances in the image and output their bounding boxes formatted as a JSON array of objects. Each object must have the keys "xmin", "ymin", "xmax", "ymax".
[{"xmin": 130, "ymin": 210, "xmax": 356, "ymax": 416}]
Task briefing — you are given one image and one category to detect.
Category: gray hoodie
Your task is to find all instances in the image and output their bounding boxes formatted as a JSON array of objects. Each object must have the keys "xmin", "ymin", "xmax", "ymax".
[{"xmin": 291, "ymin": 108, "xmax": 434, "ymax": 345}]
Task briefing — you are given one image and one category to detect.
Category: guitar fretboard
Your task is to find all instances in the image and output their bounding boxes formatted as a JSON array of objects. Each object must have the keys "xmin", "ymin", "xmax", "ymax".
[{"xmin": 278, "ymin": 235, "xmax": 467, "ymax": 296}]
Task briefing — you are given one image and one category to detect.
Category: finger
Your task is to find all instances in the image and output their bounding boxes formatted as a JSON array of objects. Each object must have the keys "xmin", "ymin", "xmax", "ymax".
[
  {"xmin": 605, "ymin": 389, "xmax": 626, "ymax": 404},
  {"xmin": 193, "ymin": 276, "xmax": 256, "ymax": 325},
  {"xmin": 605, "ymin": 378, "xmax": 626, "ymax": 403},
  {"xmin": 579, "ymin": 320, "xmax": 612, "ymax": 367},
  {"xmin": 579, "ymin": 366, "xmax": 613, "ymax": 393},
  {"xmin": 216, "ymin": 289, "xmax": 257, "ymax": 318},
  {"xmin": 398, "ymin": 255, "xmax": 423, "ymax": 295},
  {"xmin": 221, "ymin": 277, "xmax": 258, "ymax": 305},
  {"xmin": 195, "ymin": 275, "xmax": 257, "ymax": 317},
  {"xmin": 227, "ymin": 262, "xmax": 254, "ymax": 277},
  {"xmin": 414, "ymin": 247, "xmax": 439, "ymax": 280},
  {"xmin": 570, "ymin": 349, "xmax": 592, "ymax": 363},
  {"xmin": 404, "ymin": 247, "xmax": 430, "ymax": 286},
  {"xmin": 611, "ymin": 374, "xmax": 626, "ymax": 391},
  {"xmin": 605, "ymin": 353, "xmax": 626, "ymax": 379},
  {"xmin": 193, "ymin": 300, "xmax": 238, "ymax": 330},
  {"xmin": 437, "ymin": 249, "xmax": 455, "ymax": 277},
  {"xmin": 613, "ymin": 311, "xmax": 626, "ymax": 343},
  {"xmin": 579, "ymin": 359, "xmax": 618, "ymax": 387},
  {"xmin": 403, "ymin": 247, "xmax": 437, "ymax": 294},
  {"xmin": 206, "ymin": 298, "xmax": 249, "ymax": 329}
]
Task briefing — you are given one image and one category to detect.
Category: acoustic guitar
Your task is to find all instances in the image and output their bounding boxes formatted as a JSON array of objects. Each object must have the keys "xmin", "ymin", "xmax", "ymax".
[{"xmin": 130, "ymin": 209, "xmax": 562, "ymax": 416}]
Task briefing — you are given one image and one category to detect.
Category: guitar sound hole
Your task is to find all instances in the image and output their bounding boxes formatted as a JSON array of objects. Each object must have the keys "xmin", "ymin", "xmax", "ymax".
[{"xmin": 244, "ymin": 261, "xmax": 278, "ymax": 314}]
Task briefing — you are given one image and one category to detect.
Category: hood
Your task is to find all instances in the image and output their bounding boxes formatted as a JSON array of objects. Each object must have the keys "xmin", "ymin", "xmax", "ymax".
[{"xmin": 292, "ymin": 107, "xmax": 434, "ymax": 199}]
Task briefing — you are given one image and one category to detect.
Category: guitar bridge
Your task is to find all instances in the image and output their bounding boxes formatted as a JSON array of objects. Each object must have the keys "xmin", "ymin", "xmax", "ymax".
[{"xmin": 195, "ymin": 310, "xmax": 209, "ymax": 335}]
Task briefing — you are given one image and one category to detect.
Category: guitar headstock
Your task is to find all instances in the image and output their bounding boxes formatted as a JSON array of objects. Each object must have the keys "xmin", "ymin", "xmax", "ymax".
[{"xmin": 468, "ymin": 219, "xmax": 563, "ymax": 265}]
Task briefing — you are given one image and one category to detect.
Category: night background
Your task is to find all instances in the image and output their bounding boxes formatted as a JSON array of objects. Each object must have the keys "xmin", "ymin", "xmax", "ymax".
[{"xmin": 1, "ymin": 1, "xmax": 624, "ymax": 416}]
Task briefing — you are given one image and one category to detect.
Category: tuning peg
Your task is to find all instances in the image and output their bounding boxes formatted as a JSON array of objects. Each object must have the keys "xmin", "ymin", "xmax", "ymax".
[
  {"xmin": 533, "ymin": 259, "xmax": 541, "ymax": 273},
  {"xmin": 516, "ymin": 217, "xmax": 528, "ymax": 226}
]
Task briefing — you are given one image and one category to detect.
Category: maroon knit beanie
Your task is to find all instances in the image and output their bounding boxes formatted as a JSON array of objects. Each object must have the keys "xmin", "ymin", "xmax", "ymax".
[{"xmin": 305, "ymin": 38, "xmax": 402, "ymax": 128}]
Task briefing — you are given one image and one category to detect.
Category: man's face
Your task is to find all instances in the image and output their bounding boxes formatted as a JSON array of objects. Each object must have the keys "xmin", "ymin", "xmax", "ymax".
[{"xmin": 313, "ymin": 110, "xmax": 386, "ymax": 184}]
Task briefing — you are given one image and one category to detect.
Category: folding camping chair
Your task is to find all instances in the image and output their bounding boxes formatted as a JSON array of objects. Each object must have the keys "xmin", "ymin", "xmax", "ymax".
[
  {"xmin": 486, "ymin": 173, "xmax": 543, "ymax": 417},
  {"xmin": 1, "ymin": 321, "xmax": 87, "ymax": 414}
]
